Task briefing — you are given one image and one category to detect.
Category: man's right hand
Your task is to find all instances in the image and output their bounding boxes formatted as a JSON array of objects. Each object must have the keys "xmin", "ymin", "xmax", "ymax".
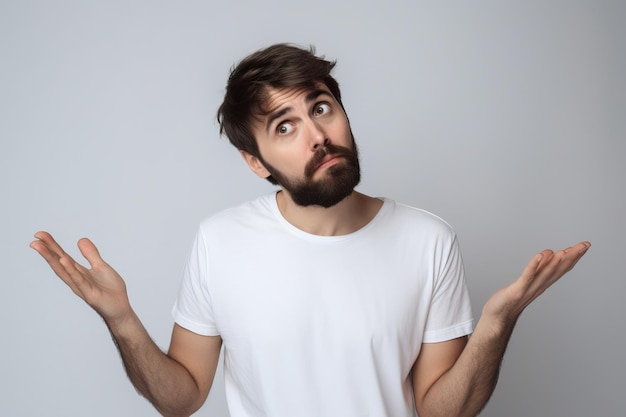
[
  {"xmin": 30, "ymin": 231, "xmax": 221, "ymax": 415},
  {"xmin": 30, "ymin": 231, "xmax": 133, "ymax": 327}
]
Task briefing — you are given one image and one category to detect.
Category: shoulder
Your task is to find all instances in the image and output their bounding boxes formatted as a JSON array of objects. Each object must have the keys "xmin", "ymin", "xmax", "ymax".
[
  {"xmin": 380, "ymin": 198, "xmax": 457, "ymax": 238},
  {"xmin": 197, "ymin": 193, "xmax": 277, "ymax": 235}
]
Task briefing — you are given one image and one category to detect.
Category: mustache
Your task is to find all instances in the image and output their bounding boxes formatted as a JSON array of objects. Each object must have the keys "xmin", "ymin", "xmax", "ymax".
[{"xmin": 304, "ymin": 143, "xmax": 356, "ymax": 178}]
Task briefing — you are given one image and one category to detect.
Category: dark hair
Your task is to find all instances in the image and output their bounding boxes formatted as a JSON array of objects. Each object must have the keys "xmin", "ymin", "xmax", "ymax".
[{"xmin": 216, "ymin": 43, "xmax": 342, "ymax": 161}]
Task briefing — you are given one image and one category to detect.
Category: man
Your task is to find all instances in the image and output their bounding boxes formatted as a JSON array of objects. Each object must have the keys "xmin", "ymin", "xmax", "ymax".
[{"xmin": 31, "ymin": 44, "xmax": 590, "ymax": 417}]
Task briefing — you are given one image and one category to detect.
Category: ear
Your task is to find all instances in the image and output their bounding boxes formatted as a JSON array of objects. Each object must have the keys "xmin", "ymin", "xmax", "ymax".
[{"xmin": 240, "ymin": 151, "xmax": 272, "ymax": 179}]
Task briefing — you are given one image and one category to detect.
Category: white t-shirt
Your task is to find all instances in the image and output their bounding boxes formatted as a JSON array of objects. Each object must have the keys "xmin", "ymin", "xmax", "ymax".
[{"xmin": 173, "ymin": 193, "xmax": 474, "ymax": 417}]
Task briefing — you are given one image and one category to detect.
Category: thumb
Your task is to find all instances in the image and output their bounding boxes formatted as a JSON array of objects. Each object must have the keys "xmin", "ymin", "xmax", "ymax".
[{"xmin": 77, "ymin": 238, "xmax": 105, "ymax": 268}]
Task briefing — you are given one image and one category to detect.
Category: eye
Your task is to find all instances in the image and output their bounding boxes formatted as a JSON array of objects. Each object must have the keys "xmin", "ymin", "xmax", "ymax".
[
  {"xmin": 276, "ymin": 122, "xmax": 294, "ymax": 136},
  {"xmin": 313, "ymin": 102, "xmax": 331, "ymax": 117}
]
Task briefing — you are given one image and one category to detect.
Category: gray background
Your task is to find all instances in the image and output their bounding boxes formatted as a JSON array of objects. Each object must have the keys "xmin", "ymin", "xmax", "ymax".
[{"xmin": 2, "ymin": 1, "xmax": 624, "ymax": 416}]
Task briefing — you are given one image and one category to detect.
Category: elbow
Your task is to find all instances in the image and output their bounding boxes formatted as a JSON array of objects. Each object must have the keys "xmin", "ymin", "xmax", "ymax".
[
  {"xmin": 155, "ymin": 406, "xmax": 197, "ymax": 417},
  {"xmin": 151, "ymin": 394, "xmax": 204, "ymax": 417}
]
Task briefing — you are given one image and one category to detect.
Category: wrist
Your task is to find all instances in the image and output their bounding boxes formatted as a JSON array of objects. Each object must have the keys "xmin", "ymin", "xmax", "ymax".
[
  {"xmin": 104, "ymin": 308, "xmax": 140, "ymax": 338},
  {"xmin": 474, "ymin": 309, "xmax": 517, "ymax": 342}
]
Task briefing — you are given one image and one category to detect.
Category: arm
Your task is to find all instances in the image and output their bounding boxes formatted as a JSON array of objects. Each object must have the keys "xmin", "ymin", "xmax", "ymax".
[
  {"xmin": 412, "ymin": 241, "xmax": 591, "ymax": 417},
  {"xmin": 30, "ymin": 231, "xmax": 220, "ymax": 417}
]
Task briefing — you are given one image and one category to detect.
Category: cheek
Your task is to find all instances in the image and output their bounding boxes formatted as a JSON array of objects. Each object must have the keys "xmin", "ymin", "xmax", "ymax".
[
  {"xmin": 329, "ymin": 116, "xmax": 351, "ymax": 140},
  {"xmin": 265, "ymin": 147, "xmax": 311, "ymax": 176},
  {"xmin": 334, "ymin": 125, "xmax": 353, "ymax": 146}
]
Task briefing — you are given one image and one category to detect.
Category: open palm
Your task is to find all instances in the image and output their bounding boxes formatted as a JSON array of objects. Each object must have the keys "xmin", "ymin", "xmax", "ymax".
[
  {"xmin": 483, "ymin": 241, "xmax": 591, "ymax": 326},
  {"xmin": 30, "ymin": 231, "xmax": 132, "ymax": 325}
]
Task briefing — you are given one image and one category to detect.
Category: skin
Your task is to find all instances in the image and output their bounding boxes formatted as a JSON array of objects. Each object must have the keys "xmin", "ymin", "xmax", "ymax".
[
  {"xmin": 30, "ymin": 84, "xmax": 591, "ymax": 416},
  {"xmin": 30, "ymin": 232, "xmax": 220, "ymax": 417},
  {"xmin": 242, "ymin": 84, "xmax": 382, "ymax": 235},
  {"xmin": 411, "ymin": 244, "xmax": 590, "ymax": 417}
]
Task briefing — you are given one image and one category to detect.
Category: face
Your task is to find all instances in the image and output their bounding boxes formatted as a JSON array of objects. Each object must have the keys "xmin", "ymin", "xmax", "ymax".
[{"xmin": 249, "ymin": 85, "xmax": 360, "ymax": 208}]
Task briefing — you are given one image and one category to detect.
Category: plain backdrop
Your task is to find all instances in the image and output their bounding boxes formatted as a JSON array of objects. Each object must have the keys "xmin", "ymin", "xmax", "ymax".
[{"xmin": 2, "ymin": 1, "xmax": 624, "ymax": 416}]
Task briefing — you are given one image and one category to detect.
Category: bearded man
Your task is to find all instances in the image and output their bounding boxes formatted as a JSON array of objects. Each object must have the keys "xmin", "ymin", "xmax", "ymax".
[{"xmin": 31, "ymin": 44, "xmax": 590, "ymax": 417}]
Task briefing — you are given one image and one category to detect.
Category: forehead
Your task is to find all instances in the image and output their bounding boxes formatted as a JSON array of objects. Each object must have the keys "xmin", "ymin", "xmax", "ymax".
[{"xmin": 259, "ymin": 83, "xmax": 334, "ymax": 114}]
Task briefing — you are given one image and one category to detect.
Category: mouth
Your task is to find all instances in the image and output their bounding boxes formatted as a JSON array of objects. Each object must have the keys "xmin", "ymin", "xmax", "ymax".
[
  {"xmin": 304, "ymin": 144, "xmax": 355, "ymax": 178},
  {"xmin": 313, "ymin": 154, "xmax": 344, "ymax": 173}
]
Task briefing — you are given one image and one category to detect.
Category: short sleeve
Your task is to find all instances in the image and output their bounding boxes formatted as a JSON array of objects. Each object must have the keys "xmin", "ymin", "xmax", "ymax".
[
  {"xmin": 172, "ymin": 229, "xmax": 220, "ymax": 336},
  {"xmin": 422, "ymin": 234, "xmax": 474, "ymax": 343}
]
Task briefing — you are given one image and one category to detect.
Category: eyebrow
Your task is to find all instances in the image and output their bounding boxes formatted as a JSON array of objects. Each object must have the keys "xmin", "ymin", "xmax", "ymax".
[{"xmin": 264, "ymin": 88, "xmax": 331, "ymax": 134}]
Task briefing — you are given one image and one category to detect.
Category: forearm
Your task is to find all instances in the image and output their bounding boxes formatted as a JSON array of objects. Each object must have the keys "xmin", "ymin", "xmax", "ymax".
[
  {"xmin": 417, "ymin": 244, "xmax": 590, "ymax": 417},
  {"xmin": 29, "ymin": 233, "xmax": 210, "ymax": 416},
  {"xmin": 419, "ymin": 317, "xmax": 515, "ymax": 417},
  {"xmin": 106, "ymin": 312, "xmax": 203, "ymax": 417}
]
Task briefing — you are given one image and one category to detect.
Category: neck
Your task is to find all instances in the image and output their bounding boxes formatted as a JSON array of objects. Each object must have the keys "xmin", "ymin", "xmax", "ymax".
[{"xmin": 276, "ymin": 190, "xmax": 383, "ymax": 236}]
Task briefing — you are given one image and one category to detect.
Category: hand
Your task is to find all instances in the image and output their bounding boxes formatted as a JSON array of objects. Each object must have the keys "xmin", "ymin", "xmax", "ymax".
[
  {"xmin": 482, "ymin": 241, "xmax": 591, "ymax": 327},
  {"xmin": 30, "ymin": 231, "xmax": 133, "ymax": 326}
]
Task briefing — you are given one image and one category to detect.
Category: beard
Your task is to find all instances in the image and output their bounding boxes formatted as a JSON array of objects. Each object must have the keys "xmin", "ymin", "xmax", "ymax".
[{"xmin": 259, "ymin": 138, "xmax": 361, "ymax": 208}]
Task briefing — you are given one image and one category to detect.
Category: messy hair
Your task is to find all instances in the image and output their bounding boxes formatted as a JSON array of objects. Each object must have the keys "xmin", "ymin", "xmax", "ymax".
[{"xmin": 216, "ymin": 43, "xmax": 343, "ymax": 162}]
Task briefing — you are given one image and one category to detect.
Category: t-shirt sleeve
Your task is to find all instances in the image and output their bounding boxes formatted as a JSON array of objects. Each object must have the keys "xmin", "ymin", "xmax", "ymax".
[
  {"xmin": 422, "ymin": 234, "xmax": 474, "ymax": 343},
  {"xmin": 172, "ymin": 229, "xmax": 220, "ymax": 336}
]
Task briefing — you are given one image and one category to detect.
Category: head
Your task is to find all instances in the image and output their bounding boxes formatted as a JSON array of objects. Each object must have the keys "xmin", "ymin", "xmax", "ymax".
[
  {"xmin": 216, "ymin": 44, "xmax": 360, "ymax": 207},
  {"xmin": 217, "ymin": 44, "xmax": 345, "ymax": 181}
]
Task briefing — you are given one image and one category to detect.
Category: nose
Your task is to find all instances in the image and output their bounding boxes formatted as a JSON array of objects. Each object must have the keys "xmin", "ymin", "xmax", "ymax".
[{"xmin": 305, "ymin": 119, "xmax": 328, "ymax": 150}]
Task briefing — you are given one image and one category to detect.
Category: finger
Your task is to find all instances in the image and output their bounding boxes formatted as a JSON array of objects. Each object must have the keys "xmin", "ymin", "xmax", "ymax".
[
  {"xmin": 548, "ymin": 241, "xmax": 590, "ymax": 269},
  {"xmin": 518, "ymin": 250, "xmax": 552, "ymax": 288},
  {"xmin": 551, "ymin": 241, "xmax": 591, "ymax": 276},
  {"xmin": 530, "ymin": 241, "xmax": 591, "ymax": 291},
  {"xmin": 571, "ymin": 241, "xmax": 592, "ymax": 256},
  {"xmin": 535, "ymin": 249, "xmax": 555, "ymax": 272},
  {"xmin": 30, "ymin": 235, "xmax": 75, "ymax": 278},
  {"xmin": 31, "ymin": 232, "xmax": 91, "ymax": 297},
  {"xmin": 77, "ymin": 238, "xmax": 106, "ymax": 269},
  {"xmin": 535, "ymin": 241, "xmax": 590, "ymax": 274},
  {"xmin": 32, "ymin": 242, "xmax": 85, "ymax": 296},
  {"xmin": 32, "ymin": 231, "xmax": 71, "ymax": 260}
]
